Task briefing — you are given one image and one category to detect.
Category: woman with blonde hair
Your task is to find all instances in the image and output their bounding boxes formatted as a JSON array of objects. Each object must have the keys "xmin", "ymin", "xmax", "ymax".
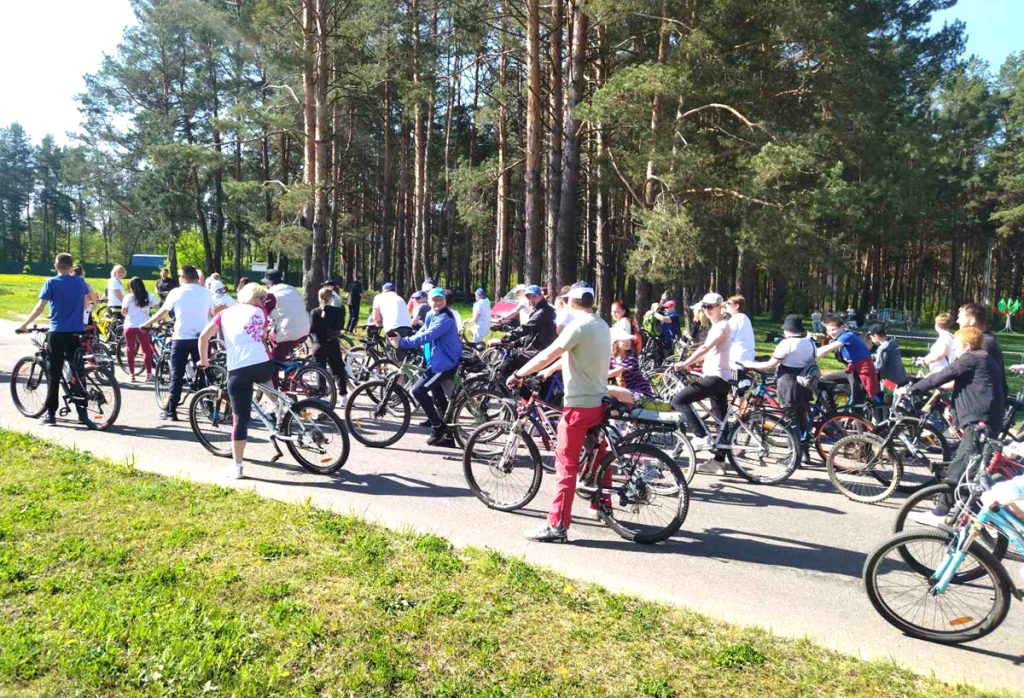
[
  {"xmin": 198, "ymin": 282, "xmax": 274, "ymax": 479},
  {"xmin": 106, "ymin": 264, "xmax": 127, "ymax": 314}
]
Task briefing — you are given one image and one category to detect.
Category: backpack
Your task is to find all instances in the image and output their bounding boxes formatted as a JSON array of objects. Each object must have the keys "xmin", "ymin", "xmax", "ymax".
[{"xmin": 796, "ymin": 338, "xmax": 820, "ymax": 389}]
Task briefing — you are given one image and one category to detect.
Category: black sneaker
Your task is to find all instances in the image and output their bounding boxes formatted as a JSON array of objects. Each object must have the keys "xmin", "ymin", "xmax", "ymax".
[
  {"xmin": 434, "ymin": 432, "xmax": 458, "ymax": 449},
  {"xmin": 419, "ymin": 419, "xmax": 432, "ymax": 428},
  {"xmin": 159, "ymin": 410, "xmax": 179, "ymax": 422},
  {"xmin": 426, "ymin": 426, "xmax": 447, "ymax": 446},
  {"xmin": 39, "ymin": 414, "xmax": 57, "ymax": 427}
]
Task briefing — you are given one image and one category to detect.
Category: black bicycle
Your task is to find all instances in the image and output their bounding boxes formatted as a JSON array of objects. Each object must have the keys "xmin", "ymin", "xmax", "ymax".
[{"xmin": 11, "ymin": 326, "xmax": 121, "ymax": 430}]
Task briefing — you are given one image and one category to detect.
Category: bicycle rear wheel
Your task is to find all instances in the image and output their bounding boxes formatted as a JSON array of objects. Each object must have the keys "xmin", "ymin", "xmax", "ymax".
[
  {"xmin": 189, "ymin": 386, "xmax": 233, "ymax": 458},
  {"xmin": 282, "ymin": 399, "xmax": 350, "ymax": 475},
  {"xmin": 463, "ymin": 420, "xmax": 544, "ymax": 511},
  {"xmin": 863, "ymin": 529, "xmax": 1012, "ymax": 644},
  {"xmin": 154, "ymin": 359, "xmax": 172, "ymax": 410},
  {"xmin": 10, "ymin": 356, "xmax": 48, "ymax": 418},
  {"xmin": 872, "ymin": 420, "xmax": 947, "ymax": 494},
  {"xmin": 813, "ymin": 412, "xmax": 873, "ymax": 463},
  {"xmin": 116, "ymin": 338, "xmax": 147, "ymax": 377},
  {"xmin": 826, "ymin": 433, "xmax": 902, "ymax": 503},
  {"xmin": 595, "ymin": 443, "xmax": 689, "ymax": 544},
  {"xmin": 287, "ymin": 363, "xmax": 337, "ymax": 409},
  {"xmin": 727, "ymin": 410, "xmax": 801, "ymax": 485},
  {"xmin": 344, "ymin": 379, "xmax": 411, "ymax": 447},
  {"xmin": 450, "ymin": 388, "xmax": 515, "ymax": 447},
  {"xmin": 79, "ymin": 368, "xmax": 121, "ymax": 430}
]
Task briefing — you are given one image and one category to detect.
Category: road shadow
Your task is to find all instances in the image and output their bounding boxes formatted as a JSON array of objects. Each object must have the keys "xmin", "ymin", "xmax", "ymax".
[
  {"xmin": 243, "ymin": 463, "xmax": 474, "ymax": 499},
  {"xmin": 691, "ymin": 481, "xmax": 847, "ymax": 514}
]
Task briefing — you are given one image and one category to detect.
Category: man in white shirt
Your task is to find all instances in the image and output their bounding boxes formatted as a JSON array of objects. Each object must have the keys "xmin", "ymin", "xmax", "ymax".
[
  {"xmin": 469, "ymin": 288, "xmax": 492, "ymax": 343},
  {"xmin": 371, "ymin": 281, "xmax": 412, "ymax": 332},
  {"xmin": 262, "ymin": 268, "xmax": 311, "ymax": 361},
  {"xmin": 141, "ymin": 265, "xmax": 213, "ymax": 420},
  {"xmin": 921, "ymin": 312, "xmax": 955, "ymax": 372},
  {"xmin": 725, "ymin": 294, "xmax": 755, "ymax": 369}
]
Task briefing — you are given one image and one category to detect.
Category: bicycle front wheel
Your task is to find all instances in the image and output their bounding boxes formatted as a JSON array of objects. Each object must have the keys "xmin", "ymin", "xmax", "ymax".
[
  {"xmin": 450, "ymin": 389, "xmax": 515, "ymax": 447},
  {"xmin": 595, "ymin": 443, "xmax": 689, "ymax": 544},
  {"xmin": 282, "ymin": 399, "xmax": 350, "ymax": 475},
  {"xmin": 813, "ymin": 412, "xmax": 873, "ymax": 463},
  {"xmin": 154, "ymin": 359, "xmax": 172, "ymax": 410},
  {"xmin": 344, "ymin": 379, "xmax": 411, "ymax": 447},
  {"xmin": 875, "ymin": 419, "xmax": 948, "ymax": 494},
  {"xmin": 189, "ymin": 386, "xmax": 233, "ymax": 458},
  {"xmin": 727, "ymin": 410, "xmax": 801, "ymax": 485},
  {"xmin": 826, "ymin": 432, "xmax": 902, "ymax": 503},
  {"xmin": 863, "ymin": 529, "xmax": 1012, "ymax": 644},
  {"xmin": 463, "ymin": 420, "xmax": 544, "ymax": 511},
  {"xmin": 80, "ymin": 368, "xmax": 121, "ymax": 430},
  {"xmin": 10, "ymin": 356, "xmax": 48, "ymax": 418}
]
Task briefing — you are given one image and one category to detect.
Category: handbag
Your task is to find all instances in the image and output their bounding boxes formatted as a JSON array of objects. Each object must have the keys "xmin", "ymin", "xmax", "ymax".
[{"xmin": 797, "ymin": 339, "xmax": 821, "ymax": 389}]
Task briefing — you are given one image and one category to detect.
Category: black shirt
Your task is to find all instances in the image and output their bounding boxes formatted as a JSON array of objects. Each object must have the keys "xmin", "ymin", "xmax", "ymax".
[
  {"xmin": 310, "ymin": 306, "xmax": 345, "ymax": 345},
  {"xmin": 982, "ymin": 332, "xmax": 1007, "ymax": 397},
  {"xmin": 156, "ymin": 277, "xmax": 178, "ymax": 300},
  {"xmin": 908, "ymin": 349, "xmax": 1005, "ymax": 431},
  {"xmin": 414, "ymin": 303, "xmax": 430, "ymax": 326},
  {"xmin": 347, "ymin": 281, "xmax": 362, "ymax": 305},
  {"xmin": 502, "ymin": 299, "xmax": 557, "ymax": 354}
]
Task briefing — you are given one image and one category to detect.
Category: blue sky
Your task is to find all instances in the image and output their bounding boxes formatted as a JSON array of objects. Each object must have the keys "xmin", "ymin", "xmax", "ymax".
[{"xmin": 0, "ymin": 0, "xmax": 1020, "ymax": 145}]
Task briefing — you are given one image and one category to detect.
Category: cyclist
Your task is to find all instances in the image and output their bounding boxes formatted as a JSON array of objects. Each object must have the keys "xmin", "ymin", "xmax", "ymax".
[
  {"xmin": 141, "ymin": 265, "xmax": 214, "ymax": 421},
  {"xmin": 71, "ymin": 264, "xmax": 99, "ymax": 327},
  {"xmin": 610, "ymin": 300, "xmax": 641, "ymax": 353},
  {"xmin": 553, "ymin": 286, "xmax": 573, "ymax": 333},
  {"xmin": 261, "ymin": 269, "xmax": 310, "ymax": 361},
  {"xmin": 493, "ymin": 284, "xmax": 529, "ymax": 327},
  {"xmin": 197, "ymin": 282, "xmax": 275, "ymax": 480},
  {"xmin": 866, "ymin": 323, "xmax": 908, "ymax": 391},
  {"xmin": 607, "ymin": 325, "xmax": 653, "ymax": 405},
  {"xmin": 957, "ymin": 302, "xmax": 1007, "ymax": 398},
  {"xmin": 489, "ymin": 284, "xmax": 556, "ymax": 384},
  {"xmin": 920, "ymin": 312, "xmax": 955, "ymax": 373},
  {"xmin": 742, "ymin": 314, "xmax": 815, "ymax": 437},
  {"xmin": 816, "ymin": 315, "xmax": 878, "ymax": 408},
  {"xmin": 897, "ymin": 326, "xmax": 1005, "ymax": 526},
  {"xmin": 371, "ymin": 281, "xmax": 412, "ymax": 333},
  {"xmin": 725, "ymin": 294, "xmax": 755, "ymax": 370},
  {"xmin": 410, "ymin": 291, "xmax": 430, "ymax": 328},
  {"xmin": 310, "ymin": 286, "xmax": 349, "ymax": 406},
  {"xmin": 121, "ymin": 277, "xmax": 159, "ymax": 381},
  {"xmin": 506, "ymin": 283, "xmax": 610, "ymax": 543},
  {"xmin": 16, "ymin": 253, "xmax": 91, "ymax": 426},
  {"xmin": 669, "ymin": 292, "xmax": 733, "ymax": 470},
  {"xmin": 388, "ymin": 288, "xmax": 462, "ymax": 448}
]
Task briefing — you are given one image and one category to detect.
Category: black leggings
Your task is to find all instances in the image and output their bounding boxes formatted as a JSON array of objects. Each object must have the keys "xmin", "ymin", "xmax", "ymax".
[
  {"xmin": 227, "ymin": 361, "xmax": 276, "ymax": 440},
  {"xmin": 313, "ymin": 341, "xmax": 348, "ymax": 395},
  {"xmin": 670, "ymin": 376, "xmax": 731, "ymax": 435}
]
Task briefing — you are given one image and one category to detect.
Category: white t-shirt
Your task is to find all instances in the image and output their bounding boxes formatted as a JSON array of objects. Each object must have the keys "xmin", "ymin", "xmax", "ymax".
[
  {"xmin": 702, "ymin": 320, "xmax": 734, "ymax": 380},
  {"xmin": 106, "ymin": 277, "xmax": 125, "ymax": 308},
  {"xmin": 727, "ymin": 312, "xmax": 756, "ymax": 368},
  {"xmin": 612, "ymin": 317, "xmax": 632, "ymax": 334},
  {"xmin": 212, "ymin": 289, "xmax": 236, "ymax": 310},
  {"xmin": 471, "ymin": 298, "xmax": 492, "ymax": 342},
  {"xmin": 372, "ymin": 291, "xmax": 412, "ymax": 331},
  {"xmin": 555, "ymin": 307, "xmax": 574, "ymax": 333},
  {"xmin": 772, "ymin": 336, "xmax": 816, "ymax": 369},
  {"xmin": 215, "ymin": 304, "xmax": 271, "ymax": 371},
  {"xmin": 929, "ymin": 329, "xmax": 955, "ymax": 372},
  {"xmin": 122, "ymin": 292, "xmax": 159, "ymax": 329},
  {"xmin": 451, "ymin": 307, "xmax": 464, "ymax": 331},
  {"xmin": 161, "ymin": 283, "xmax": 213, "ymax": 340},
  {"xmin": 267, "ymin": 284, "xmax": 311, "ymax": 341}
]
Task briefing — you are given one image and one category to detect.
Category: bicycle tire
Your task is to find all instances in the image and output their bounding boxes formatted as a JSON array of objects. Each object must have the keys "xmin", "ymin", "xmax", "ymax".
[
  {"xmin": 286, "ymin": 363, "xmax": 337, "ymax": 409},
  {"xmin": 826, "ymin": 432, "xmax": 902, "ymax": 503},
  {"xmin": 10, "ymin": 356, "xmax": 48, "ymax": 418},
  {"xmin": 863, "ymin": 529, "xmax": 1012, "ymax": 644},
  {"xmin": 463, "ymin": 420, "xmax": 544, "ymax": 511},
  {"xmin": 281, "ymin": 399, "xmax": 350, "ymax": 475},
  {"xmin": 80, "ymin": 367, "xmax": 121, "ymax": 430},
  {"xmin": 813, "ymin": 412, "xmax": 873, "ymax": 463},
  {"xmin": 154, "ymin": 359, "xmax": 172, "ymax": 410},
  {"xmin": 726, "ymin": 410, "xmax": 801, "ymax": 485},
  {"xmin": 870, "ymin": 419, "xmax": 948, "ymax": 494},
  {"xmin": 344, "ymin": 379, "xmax": 411, "ymax": 447},
  {"xmin": 620, "ymin": 428, "xmax": 698, "ymax": 485},
  {"xmin": 189, "ymin": 386, "xmax": 234, "ymax": 458},
  {"xmin": 449, "ymin": 388, "xmax": 515, "ymax": 448},
  {"xmin": 595, "ymin": 443, "xmax": 689, "ymax": 544},
  {"xmin": 115, "ymin": 337, "xmax": 147, "ymax": 377}
]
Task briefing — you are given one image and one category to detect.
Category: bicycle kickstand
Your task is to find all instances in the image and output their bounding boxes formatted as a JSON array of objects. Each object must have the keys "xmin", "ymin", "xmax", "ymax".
[{"xmin": 269, "ymin": 436, "xmax": 285, "ymax": 464}]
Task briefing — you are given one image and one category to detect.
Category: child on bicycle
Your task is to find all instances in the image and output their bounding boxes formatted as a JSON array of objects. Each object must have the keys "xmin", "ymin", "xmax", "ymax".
[{"xmin": 607, "ymin": 325, "xmax": 654, "ymax": 405}]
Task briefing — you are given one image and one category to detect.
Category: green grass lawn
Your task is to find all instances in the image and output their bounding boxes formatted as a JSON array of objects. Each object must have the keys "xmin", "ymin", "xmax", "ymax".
[
  {"xmin": 0, "ymin": 430, "xmax": 998, "ymax": 696},
  {"xmin": 0, "ymin": 274, "xmax": 52, "ymax": 321}
]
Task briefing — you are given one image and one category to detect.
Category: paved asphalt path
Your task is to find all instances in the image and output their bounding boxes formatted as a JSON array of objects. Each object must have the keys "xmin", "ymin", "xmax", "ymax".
[{"xmin": 0, "ymin": 320, "xmax": 1021, "ymax": 692}]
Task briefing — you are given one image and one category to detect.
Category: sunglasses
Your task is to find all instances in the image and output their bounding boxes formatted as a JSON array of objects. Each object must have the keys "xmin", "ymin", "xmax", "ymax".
[{"xmin": 702, "ymin": 303, "xmax": 721, "ymax": 310}]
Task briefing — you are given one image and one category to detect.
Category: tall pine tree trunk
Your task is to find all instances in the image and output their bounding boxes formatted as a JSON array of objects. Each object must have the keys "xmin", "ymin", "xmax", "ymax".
[
  {"xmin": 544, "ymin": 0, "xmax": 563, "ymax": 292},
  {"xmin": 523, "ymin": 0, "xmax": 543, "ymax": 283},
  {"xmin": 556, "ymin": 0, "xmax": 586, "ymax": 289}
]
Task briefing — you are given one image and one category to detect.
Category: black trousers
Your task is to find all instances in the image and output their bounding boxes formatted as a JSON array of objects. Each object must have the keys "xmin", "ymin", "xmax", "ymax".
[
  {"xmin": 940, "ymin": 423, "xmax": 980, "ymax": 508},
  {"xmin": 776, "ymin": 373, "xmax": 812, "ymax": 437},
  {"xmin": 820, "ymin": 369, "xmax": 867, "ymax": 407},
  {"xmin": 411, "ymin": 367, "xmax": 457, "ymax": 428},
  {"xmin": 346, "ymin": 302, "xmax": 361, "ymax": 332},
  {"xmin": 313, "ymin": 341, "xmax": 349, "ymax": 395},
  {"xmin": 45, "ymin": 332, "xmax": 83, "ymax": 418},
  {"xmin": 167, "ymin": 339, "xmax": 200, "ymax": 413},
  {"xmin": 670, "ymin": 376, "xmax": 731, "ymax": 434}
]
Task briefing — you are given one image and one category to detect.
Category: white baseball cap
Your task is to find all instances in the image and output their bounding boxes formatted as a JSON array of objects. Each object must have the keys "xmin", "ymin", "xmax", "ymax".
[
  {"xmin": 610, "ymin": 326, "xmax": 635, "ymax": 343},
  {"xmin": 697, "ymin": 292, "xmax": 725, "ymax": 307},
  {"xmin": 567, "ymin": 284, "xmax": 595, "ymax": 300}
]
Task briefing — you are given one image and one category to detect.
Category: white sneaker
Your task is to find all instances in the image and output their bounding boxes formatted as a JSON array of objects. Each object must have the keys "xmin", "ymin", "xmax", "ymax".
[
  {"xmin": 689, "ymin": 436, "xmax": 713, "ymax": 452},
  {"xmin": 908, "ymin": 510, "xmax": 949, "ymax": 529},
  {"xmin": 698, "ymin": 461, "xmax": 727, "ymax": 476},
  {"xmin": 223, "ymin": 463, "xmax": 244, "ymax": 480},
  {"xmin": 338, "ymin": 395, "xmax": 348, "ymax": 409}
]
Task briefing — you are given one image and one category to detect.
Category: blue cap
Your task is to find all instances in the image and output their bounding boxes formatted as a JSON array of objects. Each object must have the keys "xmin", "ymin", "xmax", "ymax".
[
  {"xmin": 382, "ymin": 282, "xmax": 394, "ymax": 291},
  {"xmin": 525, "ymin": 284, "xmax": 542, "ymax": 297},
  {"xmin": 475, "ymin": 287, "xmax": 486, "ymax": 297},
  {"xmin": 412, "ymin": 290, "xmax": 427, "ymax": 299},
  {"xmin": 428, "ymin": 288, "xmax": 446, "ymax": 299}
]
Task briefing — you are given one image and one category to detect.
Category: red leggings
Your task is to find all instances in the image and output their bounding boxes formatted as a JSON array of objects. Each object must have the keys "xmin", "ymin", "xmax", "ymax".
[{"xmin": 124, "ymin": 328, "xmax": 155, "ymax": 375}]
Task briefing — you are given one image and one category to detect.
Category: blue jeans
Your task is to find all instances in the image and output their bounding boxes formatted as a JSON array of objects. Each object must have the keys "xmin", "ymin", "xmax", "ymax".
[
  {"xmin": 410, "ymin": 367, "xmax": 457, "ymax": 428},
  {"xmin": 167, "ymin": 339, "xmax": 199, "ymax": 413}
]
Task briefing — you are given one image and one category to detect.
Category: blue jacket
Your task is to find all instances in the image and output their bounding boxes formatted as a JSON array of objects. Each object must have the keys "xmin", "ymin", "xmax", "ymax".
[{"xmin": 399, "ymin": 308, "xmax": 462, "ymax": 373}]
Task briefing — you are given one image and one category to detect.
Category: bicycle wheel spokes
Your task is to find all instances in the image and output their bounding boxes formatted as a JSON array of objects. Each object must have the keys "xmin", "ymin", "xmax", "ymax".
[
  {"xmin": 598, "ymin": 444, "xmax": 688, "ymax": 544},
  {"xmin": 729, "ymin": 413, "xmax": 799, "ymax": 485},
  {"xmin": 344, "ymin": 380, "xmax": 411, "ymax": 447},
  {"xmin": 284, "ymin": 402, "xmax": 349, "ymax": 475},
  {"xmin": 463, "ymin": 421, "xmax": 543, "ymax": 511},
  {"xmin": 189, "ymin": 387, "xmax": 233, "ymax": 457},
  {"xmin": 864, "ymin": 531, "xmax": 1009, "ymax": 643},
  {"xmin": 290, "ymin": 365, "xmax": 337, "ymax": 408},
  {"xmin": 827, "ymin": 433, "xmax": 901, "ymax": 503},
  {"xmin": 81, "ymin": 369, "xmax": 121, "ymax": 430},
  {"xmin": 887, "ymin": 421, "xmax": 946, "ymax": 493},
  {"xmin": 10, "ymin": 357, "xmax": 48, "ymax": 418},
  {"xmin": 814, "ymin": 414, "xmax": 872, "ymax": 463}
]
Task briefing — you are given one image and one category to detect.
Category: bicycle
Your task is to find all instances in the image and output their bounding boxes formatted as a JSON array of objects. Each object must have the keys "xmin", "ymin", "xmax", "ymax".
[
  {"xmin": 825, "ymin": 395, "xmax": 949, "ymax": 503},
  {"xmin": 276, "ymin": 357, "xmax": 338, "ymax": 409},
  {"xmin": 154, "ymin": 342, "xmax": 228, "ymax": 411},
  {"xmin": 188, "ymin": 380, "xmax": 350, "ymax": 475},
  {"xmin": 11, "ymin": 327, "xmax": 122, "ymax": 430},
  {"xmin": 463, "ymin": 395, "xmax": 689, "ymax": 544},
  {"xmin": 863, "ymin": 434, "xmax": 1024, "ymax": 643}
]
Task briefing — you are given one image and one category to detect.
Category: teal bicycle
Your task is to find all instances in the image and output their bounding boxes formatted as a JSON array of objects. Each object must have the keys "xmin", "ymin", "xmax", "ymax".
[{"xmin": 863, "ymin": 433, "xmax": 1024, "ymax": 643}]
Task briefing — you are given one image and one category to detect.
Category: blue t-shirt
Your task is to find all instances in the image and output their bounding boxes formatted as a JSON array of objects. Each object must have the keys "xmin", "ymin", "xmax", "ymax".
[
  {"xmin": 836, "ymin": 330, "xmax": 871, "ymax": 364},
  {"xmin": 39, "ymin": 275, "xmax": 89, "ymax": 333},
  {"xmin": 660, "ymin": 310, "xmax": 681, "ymax": 341}
]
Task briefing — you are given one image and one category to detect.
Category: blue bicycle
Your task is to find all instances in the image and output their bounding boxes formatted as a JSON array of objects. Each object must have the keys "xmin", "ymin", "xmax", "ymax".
[{"xmin": 863, "ymin": 433, "xmax": 1024, "ymax": 643}]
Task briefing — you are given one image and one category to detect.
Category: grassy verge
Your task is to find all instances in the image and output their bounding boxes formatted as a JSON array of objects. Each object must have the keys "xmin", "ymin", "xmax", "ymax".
[
  {"xmin": 0, "ymin": 274, "xmax": 51, "ymax": 321},
  {"xmin": 0, "ymin": 430, "xmax": 995, "ymax": 696}
]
